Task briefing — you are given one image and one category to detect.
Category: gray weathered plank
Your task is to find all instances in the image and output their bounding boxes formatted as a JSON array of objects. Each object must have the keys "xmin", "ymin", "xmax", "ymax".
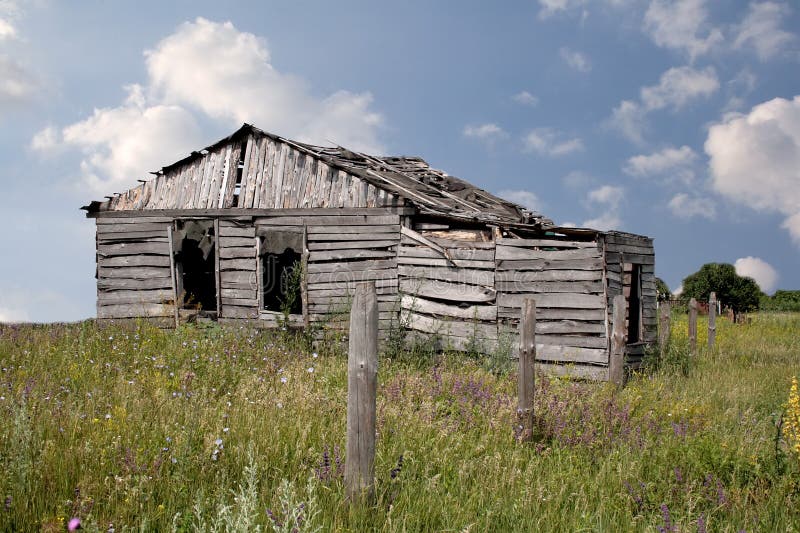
[
  {"xmin": 495, "ymin": 280, "xmax": 604, "ymax": 293},
  {"xmin": 497, "ymin": 238, "xmax": 597, "ymax": 249},
  {"xmin": 98, "ymin": 277, "xmax": 174, "ymax": 291},
  {"xmin": 99, "ymin": 255, "xmax": 171, "ymax": 268},
  {"xmin": 400, "ymin": 295, "xmax": 497, "ymax": 321},
  {"xmin": 398, "ymin": 265, "xmax": 494, "ymax": 286},
  {"xmin": 496, "ymin": 246, "xmax": 601, "ymax": 261},
  {"xmin": 399, "ymin": 278, "xmax": 495, "ymax": 303},
  {"xmin": 495, "ymin": 258, "xmax": 604, "ymax": 271},
  {"xmin": 307, "ymin": 240, "xmax": 397, "ymax": 251},
  {"xmin": 405, "ymin": 311, "xmax": 498, "ymax": 340},
  {"xmin": 498, "ymin": 292, "xmax": 605, "ymax": 309},
  {"xmin": 309, "ymin": 249, "xmax": 396, "ymax": 262},
  {"xmin": 98, "ymin": 266, "xmax": 172, "ymax": 279}
]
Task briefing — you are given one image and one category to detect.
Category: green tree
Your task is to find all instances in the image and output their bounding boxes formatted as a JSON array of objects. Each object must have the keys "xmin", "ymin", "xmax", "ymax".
[
  {"xmin": 655, "ymin": 277, "xmax": 671, "ymax": 301},
  {"xmin": 681, "ymin": 263, "xmax": 762, "ymax": 321}
]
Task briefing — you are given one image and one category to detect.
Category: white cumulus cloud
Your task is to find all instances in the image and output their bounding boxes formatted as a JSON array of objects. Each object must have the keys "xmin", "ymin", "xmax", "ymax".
[
  {"xmin": 668, "ymin": 193, "xmax": 715, "ymax": 219},
  {"xmin": 463, "ymin": 123, "xmax": 507, "ymax": 147},
  {"xmin": 734, "ymin": 2, "xmax": 796, "ymax": 61},
  {"xmin": 643, "ymin": 0, "xmax": 723, "ymax": 61},
  {"xmin": 705, "ymin": 95, "xmax": 800, "ymax": 244},
  {"xmin": 610, "ymin": 66, "xmax": 719, "ymax": 143},
  {"xmin": 734, "ymin": 256, "xmax": 778, "ymax": 293},
  {"xmin": 32, "ymin": 17, "xmax": 385, "ymax": 195},
  {"xmin": 624, "ymin": 145, "xmax": 698, "ymax": 183},
  {"xmin": 582, "ymin": 185, "xmax": 624, "ymax": 230},
  {"xmin": 523, "ymin": 128, "xmax": 584, "ymax": 156},
  {"xmin": 559, "ymin": 47, "xmax": 591, "ymax": 72}
]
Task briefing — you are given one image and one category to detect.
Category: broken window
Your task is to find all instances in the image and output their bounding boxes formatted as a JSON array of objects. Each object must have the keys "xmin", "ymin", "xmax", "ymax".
[
  {"xmin": 258, "ymin": 229, "xmax": 304, "ymax": 315},
  {"xmin": 174, "ymin": 220, "xmax": 217, "ymax": 312},
  {"xmin": 624, "ymin": 262, "xmax": 642, "ymax": 343}
]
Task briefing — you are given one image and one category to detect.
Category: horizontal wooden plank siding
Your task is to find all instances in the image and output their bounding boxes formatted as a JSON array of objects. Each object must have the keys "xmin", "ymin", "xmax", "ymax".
[
  {"xmin": 95, "ymin": 219, "xmax": 175, "ymax": 319},
  {"xmin": 495, "ymin": 236, "xmax": 608, "ymax": 372},
  {"xmin": 218, "ymin": 220, "xmax": 258, "ymax": 319},
  {"xmin": 398, "ymin": 231, "xmax": 497, "ymax": 354}
]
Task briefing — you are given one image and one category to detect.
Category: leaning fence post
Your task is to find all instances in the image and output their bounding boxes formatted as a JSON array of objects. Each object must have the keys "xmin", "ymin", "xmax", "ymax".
[
  {"xmin": 708, "ymin": 292, "xmax": 716, "ymax": 349},
  {"xmin": 609, "ymin": 295, "xmax": 626, "ymax": 387},
  {"xmin": 345, "ymin": 281, "xmax": 378, "ymax": 503},
  {"xmin": 517, "ymin": 298, "xmax": 536, "ymax": 442},
  {"xmin": 659, "ymin": 301, "xmax": 671, "ymax": 358},
  {"xmin": 688, "ymin": 298, "xmax": 698, "ymax": 355}
]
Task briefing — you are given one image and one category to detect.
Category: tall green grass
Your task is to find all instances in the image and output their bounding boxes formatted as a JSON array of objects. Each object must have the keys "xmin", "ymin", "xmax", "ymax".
[{"xmin": 0, "ymin": 313, "xmax": 798, "ymax": 532}]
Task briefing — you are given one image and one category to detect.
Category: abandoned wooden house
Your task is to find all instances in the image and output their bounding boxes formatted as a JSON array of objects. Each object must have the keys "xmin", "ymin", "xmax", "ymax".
[{"xmin": 82, "ymin": 123, "xmax": 657, "ymax": 380}]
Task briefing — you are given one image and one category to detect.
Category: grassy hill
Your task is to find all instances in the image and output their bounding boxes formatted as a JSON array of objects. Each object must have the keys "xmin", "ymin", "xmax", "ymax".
[{"xmin": 0, "ymin": 313, "xmax": 798, "ymax": 531}]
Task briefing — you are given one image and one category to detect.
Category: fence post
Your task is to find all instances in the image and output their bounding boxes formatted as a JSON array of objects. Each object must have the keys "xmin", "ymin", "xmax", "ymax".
[
  {"xmin": 688, "ymin": 298, "xmax": 698, "ymax": 355},
  {"xmin": 708, "ymin": 292, "xmax": 716, "ymax": 349},
  {"xmin": 659, "ymin": 301, "xmax": 671, "ymax": 358},
  {"xmin": 345, "ymin": 281, "xmax": 378, "ymax": 503},
  {"xmin": 609, "ymin": 295, "xmax": 626, "ymax": 387},
  {"xmin": 517, "ymin": 298, "xmax": 536, "ymax": 442}
]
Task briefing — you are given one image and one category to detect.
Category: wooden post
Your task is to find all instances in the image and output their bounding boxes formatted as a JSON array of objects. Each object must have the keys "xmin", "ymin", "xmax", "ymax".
[
  {"xmin": 688, "ymin": 298, "xmax": 698, "ymax": 355},
  {"xmin": 345, "ymin": 281, "xmax": 378, "ymax": 503},
  {"xmin": 708, "ymin": 292, "xmax": 716, "ymax": 349},
  {"xmin": 659, "ymin": 301, "xmax": 671, "ymax": 358},
  {"xmin": 609, "ymin": 295, "xmax": 626, "ymax": 387},
  {"xmin": 517, "ymin": 298, "xmax": 536, "ymax": 442}
]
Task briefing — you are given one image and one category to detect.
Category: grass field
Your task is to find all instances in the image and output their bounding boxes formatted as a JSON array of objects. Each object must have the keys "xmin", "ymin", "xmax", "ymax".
[{"xmin": 0, "ymin": 313, "xmax": 798, "ymax": 532}]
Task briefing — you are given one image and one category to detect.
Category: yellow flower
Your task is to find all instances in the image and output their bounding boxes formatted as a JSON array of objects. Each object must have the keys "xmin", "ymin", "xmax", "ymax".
[{"xmin": 784, "ymin": 376, "xmax": 800, "ymax": 459}]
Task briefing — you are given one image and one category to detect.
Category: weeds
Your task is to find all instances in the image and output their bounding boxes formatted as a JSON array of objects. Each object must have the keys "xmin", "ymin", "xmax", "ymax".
[{"xmin": 0, "ymin": 314, "xmax": 798, "ymax": 530}]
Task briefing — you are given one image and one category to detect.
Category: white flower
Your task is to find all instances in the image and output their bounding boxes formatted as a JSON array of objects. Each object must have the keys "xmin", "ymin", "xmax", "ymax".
[
  {"xmin": 312, "ymin": 352, "xmax": 319, "ymax": 358},
  {"xmin": 280, "ymin": 376, "xmax": 288, "ymax": 384},
  {"xmin": 223, "ymin": 427, "xmax": 229, "ymax": 433},
  {"xmin": 307, "ymin": 367, "xmax": 314, "ymax": 373}
]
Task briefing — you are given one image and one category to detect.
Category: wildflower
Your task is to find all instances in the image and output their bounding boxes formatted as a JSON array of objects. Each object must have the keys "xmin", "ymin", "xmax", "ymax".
[
  {"xmin": 68, "ymin": 517, "xmax": 81, "ymax": 531},
  {"xmin": 784, "ymin": 376, "xmax": 800, "ymax": 458},
  {"xmin": 4, "ymin": 495, "xmax": 10, "ymax": 511},
  {"xmin": 215, "ymin": 438, "xmax": 223, "ymax": 448},
  {"xmin": 280, "ymin": 376, "xmax": 288, "ymax": 384},
  {"xmin": 104, "ymin": 413, "xmax": 111, "ymax": 420},
  {"xmin": 307, "ymin": 367, "xmax": 314, "ymax": 373},
  {"xmin": 223, "ymin": 427, "xmax": 229, "ymax": 433},
  {"xmin": 312, "ymin": 352, "xmax": 318, "ymax": 358}
]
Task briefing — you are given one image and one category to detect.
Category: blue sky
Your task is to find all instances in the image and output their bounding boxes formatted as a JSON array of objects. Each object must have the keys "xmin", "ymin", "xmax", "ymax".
[{"xmin": 1, "ymin": 0, "xmax": 798, "ymax": 322}]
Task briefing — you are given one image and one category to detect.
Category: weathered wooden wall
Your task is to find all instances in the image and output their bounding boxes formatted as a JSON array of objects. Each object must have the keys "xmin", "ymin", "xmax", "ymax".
[
  {"xmin": 278, "ymin": 213, "xmax": 401, "ymax": 339},
  {"xmin": 95, "ymin": 216, "xmax": 175, "ymax": 324},
  {"xmin": 603, "ymin": 232, "xmax": 657, "ymax": 368},
  {"xmin": 218, "ymin": 219, "xmax": 258, "ymax": 319},
  {"xmin": 495, "ymin": 237, "xmax": 608, "ymax": 380},
  {"xmin": 104, "ymin": 135, "xmax": 402, "ymax": 211},
  {"xmin": 397, "ymin": 229, "xmax": 497, "ymax": 351}
]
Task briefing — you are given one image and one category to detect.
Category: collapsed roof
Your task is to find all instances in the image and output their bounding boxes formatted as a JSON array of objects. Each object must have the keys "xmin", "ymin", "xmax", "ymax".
[{"xmin": 82, "ymin": 124, "xmax": 554, "ymax": 228}]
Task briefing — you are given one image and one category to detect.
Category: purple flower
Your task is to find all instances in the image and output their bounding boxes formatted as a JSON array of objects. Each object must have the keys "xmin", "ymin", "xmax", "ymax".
[{"xmin": 68, "ymin": 517, "xmax": 81, "ymax": 531}]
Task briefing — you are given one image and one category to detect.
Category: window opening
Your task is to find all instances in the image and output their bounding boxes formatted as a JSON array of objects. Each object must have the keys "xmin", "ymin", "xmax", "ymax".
[
  {"xmin": 174, "ymin": 220, "xmax": 217, "ymax": 312},
  {"xmin": 259, "ymin": 230, "xmax": 304, "ymax": 315}
]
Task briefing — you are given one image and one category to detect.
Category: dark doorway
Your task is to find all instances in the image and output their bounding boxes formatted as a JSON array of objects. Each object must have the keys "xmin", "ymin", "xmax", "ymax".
[
  {"xmin": 174, "ymin": 220, "xmax": 217, "ymax": 312},
  {"xmin": 627, "ymin": 263, "xmax": 642, "ymax": 343}
]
